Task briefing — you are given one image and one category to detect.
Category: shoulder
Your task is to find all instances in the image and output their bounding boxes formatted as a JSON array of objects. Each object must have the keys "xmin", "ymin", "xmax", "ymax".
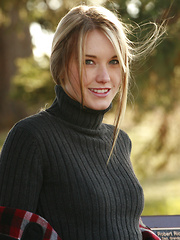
[
  {"xmin": 5, "ymin": 111, "xmax": 53, "ymax": 145},
  {"xmin": 103, "ymin": 123, "xmax": 131, "ymax": 142},
  {"xmin": 15, "ymin": 110, "xmax": 49, "ymax": 128},
  {"xmin": 117, "ymin": 129, "xmax": 132, "ymax": 155},
  {"xmin": 103, "ymin": 123, "xmax": 132, "ymax": 152},
  {"xmin": 105, "ymin": 123, "xmax": 132, "ymax": 152},
  {"xmin": 0, "ymin": 113, "xmax": 48, "ymax": 163},
  {"xmin": 119, "ymin": 129, "xmax": 131, "ymax": 144},
  {"xmin": 12, "ymin": 110, "xmax": 54, "ymax": 133}
]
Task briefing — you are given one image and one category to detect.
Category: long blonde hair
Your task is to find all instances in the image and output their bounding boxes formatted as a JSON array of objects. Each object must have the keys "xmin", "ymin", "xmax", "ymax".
[{"xmin": 50, "ymin": 5, "xmax": 165, "ymax": 162}]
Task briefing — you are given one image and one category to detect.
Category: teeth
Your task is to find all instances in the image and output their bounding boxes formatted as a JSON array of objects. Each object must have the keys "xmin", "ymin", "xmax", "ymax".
[{"xmin": 91, "ymin": 89, "xmax": 109, "ymax": 93}]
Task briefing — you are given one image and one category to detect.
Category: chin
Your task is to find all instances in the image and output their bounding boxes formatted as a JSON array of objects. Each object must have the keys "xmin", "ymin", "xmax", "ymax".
[
  {"xmin": 88, "ymin": 104, "xmax": 110, "ymax": 111},
  {"xmin": 84, "ymin": 99, "xmax": 111, "ymax": 111}
]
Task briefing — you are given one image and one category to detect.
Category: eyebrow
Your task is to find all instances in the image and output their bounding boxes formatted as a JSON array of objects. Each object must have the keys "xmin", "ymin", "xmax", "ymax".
[
  {"xmin": 85, "ymin": 54, "xmax": 97, "ymax": 58},
  {"xmin": 85, "ymin": 54, "xmax": 118, "ymax": 58}
]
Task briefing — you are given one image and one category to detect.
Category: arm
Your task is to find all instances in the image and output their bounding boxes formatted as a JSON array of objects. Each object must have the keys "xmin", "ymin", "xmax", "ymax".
[
  {"xmin": 0, "ymin": 124, "xmax": 43, "ymax": 212},
  {"xmin": 139, "ymin": 218, "xmax": 161, "ymax": 240}
]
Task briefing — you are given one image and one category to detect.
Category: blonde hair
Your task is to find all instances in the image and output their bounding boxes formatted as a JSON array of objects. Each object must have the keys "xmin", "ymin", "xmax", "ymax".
[{"xmin": 50, "ymin": 5, "xmax": 165, "ymax": 162}]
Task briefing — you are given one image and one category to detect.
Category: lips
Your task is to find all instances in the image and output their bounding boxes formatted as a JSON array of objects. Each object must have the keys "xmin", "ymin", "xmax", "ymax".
[
  {"xmin": 89, "ymin": 88, "xmax": 110, "ymax": 93},
  {"xmin": 89, "ymin": 88, "xmax": 111, "ymax": 97}
]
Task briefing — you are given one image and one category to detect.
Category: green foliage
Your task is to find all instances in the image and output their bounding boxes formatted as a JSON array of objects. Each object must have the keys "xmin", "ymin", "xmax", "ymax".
[
  {"xmin": 105, "ymin": 0, "xmax": 180, "ymax": 112},
  {"xmin": 143, "ymin": 198, "xmax": 180, "ymax": 216},
  {"xmin": 11, "ymin": 55, "xmax": 55, "ymax": 111}
]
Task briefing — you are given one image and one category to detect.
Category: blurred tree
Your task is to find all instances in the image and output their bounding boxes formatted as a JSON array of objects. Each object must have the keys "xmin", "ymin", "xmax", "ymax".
[
  {"xmin": 0, "ymin": 0, "xmax": 32, "ymax": 129},
  {"xmin": 105, "ymin": 0, "xmax": 180, "ymax": 109},
  {"xmin": 11, "ymin": 55, "xmax": 55, "ymax": 112},
  {"xmin": 0, "ymin": 0, "xmax": 85, "ymax": 130}
]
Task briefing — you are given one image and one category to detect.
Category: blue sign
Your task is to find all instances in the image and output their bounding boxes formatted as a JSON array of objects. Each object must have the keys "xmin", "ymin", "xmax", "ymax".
[{"xmin": 152, "ymin": 228, "xmax": 180, "ymax": 240}]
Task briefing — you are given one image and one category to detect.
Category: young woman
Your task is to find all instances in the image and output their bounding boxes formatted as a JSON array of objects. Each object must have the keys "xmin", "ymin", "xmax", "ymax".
[{"xmin": 0, "ymin": 5, "xmax": 164, "ymax": 240}]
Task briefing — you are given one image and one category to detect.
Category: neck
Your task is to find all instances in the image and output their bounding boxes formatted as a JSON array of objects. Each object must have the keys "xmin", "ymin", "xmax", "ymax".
[{"xmin": 47, "ymin": 85, "xmax": 112, "ymax": 130}]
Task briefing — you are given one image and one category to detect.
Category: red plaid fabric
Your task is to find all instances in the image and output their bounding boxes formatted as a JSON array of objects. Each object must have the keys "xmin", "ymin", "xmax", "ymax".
[
  {"xmin": 0, "ymin": 206, "xmax": 160, "ymax": 240},
  {"xmin": 0, "ymin": 206, "xmax": 62, "ymax": 240},
  {"xmin": 139, "ymin": 218, "xmax": 161, "ymax": 240}
]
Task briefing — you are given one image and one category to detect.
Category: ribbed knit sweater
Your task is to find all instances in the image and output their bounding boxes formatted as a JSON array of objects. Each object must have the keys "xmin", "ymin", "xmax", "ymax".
[{"xmin": 0, "ymin": 85, "xmax": 144, "ymax": 240}]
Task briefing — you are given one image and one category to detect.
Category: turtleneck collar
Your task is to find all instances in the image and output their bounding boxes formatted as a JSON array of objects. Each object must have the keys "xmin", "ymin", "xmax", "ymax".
[{"xmin": 47, "ymin": 85, "xmax": 112, "ymax": 130}]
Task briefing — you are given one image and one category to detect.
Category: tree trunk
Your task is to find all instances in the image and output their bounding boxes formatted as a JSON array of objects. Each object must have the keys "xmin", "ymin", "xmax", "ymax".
[{"xmin": 0, "ymin": 6, "xmax": 32, "ymax": 130}]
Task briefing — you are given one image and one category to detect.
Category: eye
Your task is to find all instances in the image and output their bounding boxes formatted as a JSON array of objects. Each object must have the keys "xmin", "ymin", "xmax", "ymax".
[
  {"xmin": 109, "ymin": 59, "xmax": 119, "ymax": 65},
  {"xmin": 85, "ymin": 59, "xmax": 94, "ymax": 65}
]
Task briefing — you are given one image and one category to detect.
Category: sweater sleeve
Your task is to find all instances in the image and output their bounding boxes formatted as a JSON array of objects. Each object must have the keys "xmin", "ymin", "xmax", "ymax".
[{"xmin": 0, "ymin": 124, "xmax": 43, "ymax": 213}]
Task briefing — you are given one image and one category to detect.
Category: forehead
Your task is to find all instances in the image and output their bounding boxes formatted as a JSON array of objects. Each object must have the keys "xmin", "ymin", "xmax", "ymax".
[{"xmin": 84, "ymin": 29, "xmax": 116, "ymax": 56}]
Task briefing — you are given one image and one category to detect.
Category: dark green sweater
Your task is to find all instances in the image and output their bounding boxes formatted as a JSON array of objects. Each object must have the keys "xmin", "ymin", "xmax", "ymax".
[{"xmin": 0, "ymin": 85, "xmax": 144, "ymax": 239}]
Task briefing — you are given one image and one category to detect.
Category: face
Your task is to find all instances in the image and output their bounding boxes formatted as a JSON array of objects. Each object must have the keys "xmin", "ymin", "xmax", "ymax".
[{"xmin": 64, "ymin": 29, "xmax": 122, "ymax": 110}]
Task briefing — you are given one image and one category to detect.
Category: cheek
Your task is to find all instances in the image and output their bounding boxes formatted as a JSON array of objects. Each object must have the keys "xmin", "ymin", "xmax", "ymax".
[
  {"xmin": 113, "ymin": 73, "xmax": 121, "ymax": 87},
  {"xmin": 81, "ymin": 70, "xmax": 91, "ymax": 87}
]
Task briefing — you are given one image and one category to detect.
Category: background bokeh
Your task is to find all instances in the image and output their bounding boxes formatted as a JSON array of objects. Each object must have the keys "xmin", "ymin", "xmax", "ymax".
[{"xmin": 0, "ymin": 0, "xmax": 180, "ymax": 216}]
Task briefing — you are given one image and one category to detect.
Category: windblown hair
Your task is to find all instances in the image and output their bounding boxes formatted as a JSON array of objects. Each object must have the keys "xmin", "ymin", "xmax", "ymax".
[{"xmin": 50, "ymin": 5, "xmax": 165, "ymax": 162}]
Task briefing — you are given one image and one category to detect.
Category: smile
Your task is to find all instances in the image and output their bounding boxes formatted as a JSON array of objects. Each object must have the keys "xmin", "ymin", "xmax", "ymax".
[{"xmin": 89, "ymin": 88, "xmax": 110, "ymax": 94}]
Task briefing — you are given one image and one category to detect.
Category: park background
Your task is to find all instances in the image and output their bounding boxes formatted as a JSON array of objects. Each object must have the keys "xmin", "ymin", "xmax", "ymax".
[{"xmin": 0, "ymin": 0, "xmax": 180, "ymax": 216}]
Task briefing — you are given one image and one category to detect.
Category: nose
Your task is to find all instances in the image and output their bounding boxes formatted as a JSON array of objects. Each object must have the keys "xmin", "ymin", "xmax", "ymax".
[{"xmin": 96, "ymin": 65, "xmax": 110, "ymax": 83}]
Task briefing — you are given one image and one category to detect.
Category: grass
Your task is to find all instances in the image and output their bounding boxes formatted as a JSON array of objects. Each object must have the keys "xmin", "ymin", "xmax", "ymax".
[{"xmin": 141, "ymin": 172, "xmax": 180, "ymax": 215}]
